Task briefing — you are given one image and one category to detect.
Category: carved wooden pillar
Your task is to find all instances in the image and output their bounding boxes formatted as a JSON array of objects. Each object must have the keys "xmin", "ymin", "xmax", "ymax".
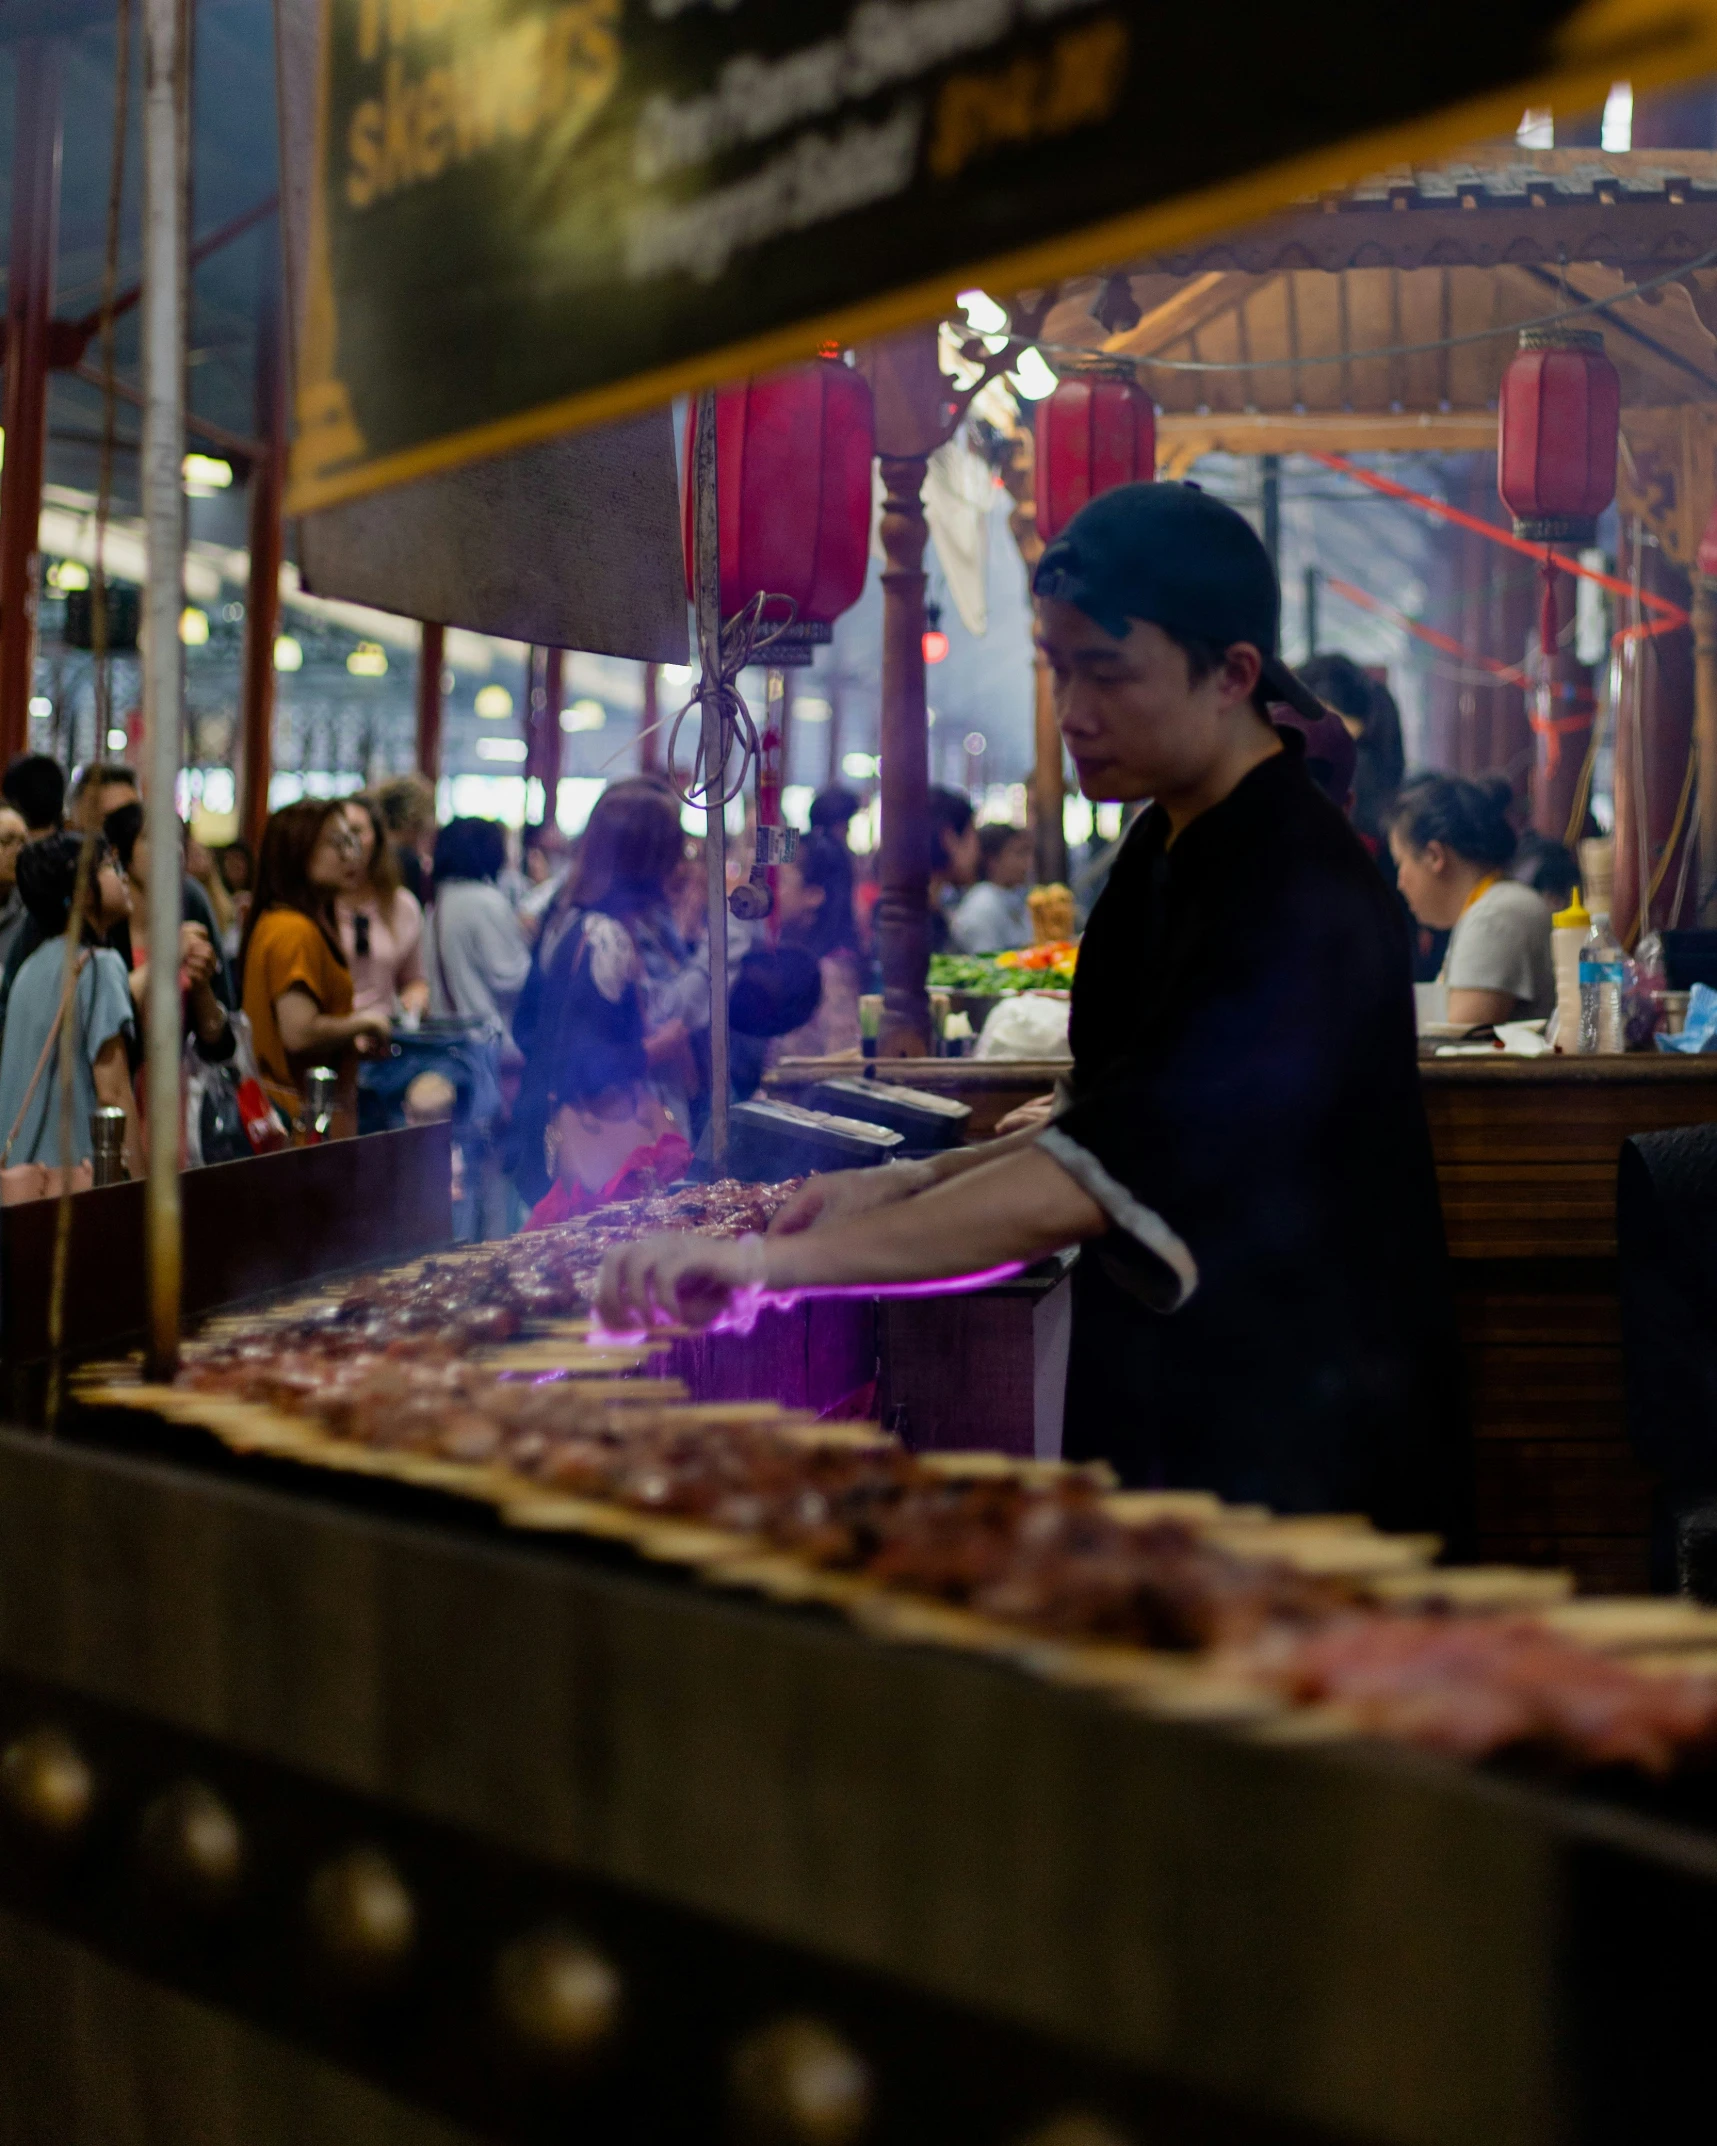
[
  {"xmin": 860, "ymin": 327, "xmax": 948, "ymax": 1059},
  {"xmin": 1529, "ymin": 555, "xmax": 1596, "ymax": 844},
  {"xmin": 1032, "ymin": 657, "xmax": 1066, "ymax": 885},
  {"xmin": 875, "ymin": 449, "xmax": 932, "ymax": 1055},
  {"xmin": 1613, "ymin": 523, "xmax": 1697, "ymax": 945}
]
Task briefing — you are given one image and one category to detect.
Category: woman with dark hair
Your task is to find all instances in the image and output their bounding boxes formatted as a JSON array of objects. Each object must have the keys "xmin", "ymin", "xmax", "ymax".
[
  {"xmin": 951, "ymin": 822, "xmax": 1033, "ymax": 953},
  {"xmin": 338, "ymin": 796, "xmax": 430, "ymax": 1018},
  {"xmin": 927, "ymin": 784, "xmax": 980, "ymax": 952},
  {"xmin": 1299, "ymin": 652, "xmax": 1406, "ymax": 855},
  {"xmin": 770, "ymin": 829, "xmax": 864, "ymax": 1060},
  {"xmin": 241, "ymin": 800, "xmax": 392, "ymax": 1129},
  {"xmin": 1389, "ymin": 774, "xmax": 1553, "ymax": 1025},
  {"xmin": 422, "ymin": 818, "xmax": 529, "ymax": 1039},
  {"xmin": 0, "ymin": 832, "xmax": 141, "ymax": 1181},
  {"xmin": 512, "ymin": 781, "xmax": 706, "ymax": 1208}
]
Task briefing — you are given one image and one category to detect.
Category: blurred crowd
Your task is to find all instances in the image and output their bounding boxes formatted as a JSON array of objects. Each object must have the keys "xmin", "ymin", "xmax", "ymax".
[{"xmin": 0, "ymin": 749, "xmax": 1081, "ymax": 1233}]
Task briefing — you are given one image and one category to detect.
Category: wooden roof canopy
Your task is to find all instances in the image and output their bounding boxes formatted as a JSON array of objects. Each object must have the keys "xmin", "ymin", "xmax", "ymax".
[{"xmin": 999, "ymin": 149, "xmax": 1717, "ymax": 567}]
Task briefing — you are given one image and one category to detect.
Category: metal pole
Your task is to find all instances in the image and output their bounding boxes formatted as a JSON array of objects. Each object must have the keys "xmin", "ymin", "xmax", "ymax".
[
  {"xmin": 639, "ymin": 661, "xmax": 660, "ymax": 772},
  {"xmin": 141, "ymin": 0, "xmax": 188, "ymax": 1379},
  {"xmin": 1303, "ymin": 564, "xmax": 1320, "ymax": 662},
  {"xmin": 0, "ymin": 40, "xmax": 64, "ymax": 765},
  {"xmin": 692, "ymin": 390, "xmax": 729, "ymax": 1171},
  {"xmin": 238, "ymin": 263, "xmax": 283, "ymax": 860},
  {"xmin": 416, "ymin": 621, "xmax": 445, "ymax": 782},
  {"xmin": 1260, "ymin": 454, "xmax": 1281, "ymax": 580},
  {"xmin": 1695, "ymin": 577, "xmax": 1717, "ymax": 923}
]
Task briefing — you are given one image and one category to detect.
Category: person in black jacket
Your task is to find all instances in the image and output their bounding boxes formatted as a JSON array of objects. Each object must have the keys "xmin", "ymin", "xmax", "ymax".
[{"xmin": 599, "ymin": 484, "xmax": 1469, "ymax": 1543}]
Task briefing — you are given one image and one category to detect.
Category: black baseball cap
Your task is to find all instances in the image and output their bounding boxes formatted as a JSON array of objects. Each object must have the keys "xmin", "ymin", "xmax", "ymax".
[{"xmin": 1032, "ymin": 481, "xmax": 1327, "ymax": 727}]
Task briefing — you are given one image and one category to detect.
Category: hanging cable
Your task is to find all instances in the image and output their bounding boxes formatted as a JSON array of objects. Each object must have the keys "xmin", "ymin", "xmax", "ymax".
[{"xmin": 663, "ymin": 590, "xmax": 799, "ymax": 814}]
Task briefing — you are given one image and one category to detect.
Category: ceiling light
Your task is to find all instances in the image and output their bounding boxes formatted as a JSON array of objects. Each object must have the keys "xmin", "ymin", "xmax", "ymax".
[
  {"xmin": 107, "ymin": 727, "xmax": 127, "ymax": 750},
  {"xmin": 957, "ymin": 289, "xmax": 1008, "ymax": 336},
  {"xmin": 179, "ymin": 607, "xmax": 209, "ymax": 645},
  {"xmin": 1009, "ymin": 347, "xmax": 1058, "ymax": 401},
  {"xmin": 346, "ymin": 642, "xmax": 388, "ymax": 678},
  {"xmin": 475, "ymin": 683, "xmax": 514, "ymax": 718},
  {"xmin": 796, "ymin": 697, "xmax": 831, "ymax": 724},
  {"xmin": 273, "ymin": 634, "xmax": 303, "ymax": 672},
  {"xmin": 183, "ymin": 453, "xmax": 233, "ymax": 494},
  {"xmin": 48, "ymin": 560, "xmax": 89, "ymax": 592},
  {"xmin": 841, "ymin": 751, "xmax": 878, "ymax": 779},
  {"xmin": 476, "ymin": 737, "xmax": 528, "ymax": 761},
  {"xmin": 28, "ymin": 696, "xmax": 50, "ymax": 718},
  {"xmin": 560, "ymin": 699, "xmax": 606, "ymax": 732}
]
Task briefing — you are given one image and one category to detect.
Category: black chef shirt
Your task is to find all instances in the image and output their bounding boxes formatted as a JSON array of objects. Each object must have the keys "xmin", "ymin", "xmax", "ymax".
[{"xmin": 1041, "ymin": 737, "xmax": 1470, "ymax": 1544}]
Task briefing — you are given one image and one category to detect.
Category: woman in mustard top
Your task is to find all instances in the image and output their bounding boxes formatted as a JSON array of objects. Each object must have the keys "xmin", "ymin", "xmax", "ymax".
[{"xmin": 240, "ymin": 801, "xmax": 392, "ymax": 1131}]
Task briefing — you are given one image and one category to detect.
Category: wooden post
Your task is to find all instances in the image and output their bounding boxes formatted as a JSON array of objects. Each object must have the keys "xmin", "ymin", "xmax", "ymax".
[
  {"xmin": 0, "ymin": 41, "xmax": 63, "ymax": 765},
  {"xmin": 860, "ymin": 327, "xmax": 947, "ymax": 1060},
  {"xmin": 238, "ymin": 269, "xmax": 283, "ymax": 859},
  {"xmin": 826, "ymin": 679, "xmax": 843, "ymax": 790},
  {"xmin": 1693, "ymin": 575, "xmax": 1717, "ymax": 923},
  {"xmin": 140, "ymin": 0, "xmax": 188, "ymax": 1379},
  {"xmin": 1528, "ymin": 551, "xmax": 1595, "ymax": 844},
  {"xmin": 639, "ymin": 661, "xmax": 660, "ymax": 772},
  {"xmin": 1613, "ymin": 522, "xmax": 1698, "ymax": 945},
  {"xmin": 416, "ymin": 622, "xmax": 444, "ymax": 782}
]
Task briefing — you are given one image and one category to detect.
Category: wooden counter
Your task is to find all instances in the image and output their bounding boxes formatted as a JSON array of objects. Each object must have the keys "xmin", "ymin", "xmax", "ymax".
[{"xmin": 770, "ymin": 1054, "xmax": 1717, "ymax": 1591}]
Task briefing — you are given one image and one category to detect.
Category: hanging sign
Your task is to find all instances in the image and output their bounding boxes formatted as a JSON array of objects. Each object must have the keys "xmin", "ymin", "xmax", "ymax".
[{"xmin": 287, "ymin": 0, "xmax": 1717, "ymax": 513}]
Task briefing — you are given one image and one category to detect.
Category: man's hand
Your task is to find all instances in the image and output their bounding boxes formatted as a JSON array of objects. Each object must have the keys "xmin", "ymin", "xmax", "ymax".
[
  {"xmin": 994, "ymin": 1093, "xmax": 1056, "ymax": 1138},
  {"xmin": 768, "ymin": 1161, "xmax": 932, "ymax": 1237},
  {"xmin": 597, "ymin": 1233, "xmax": 767, "ymax": 1332}
]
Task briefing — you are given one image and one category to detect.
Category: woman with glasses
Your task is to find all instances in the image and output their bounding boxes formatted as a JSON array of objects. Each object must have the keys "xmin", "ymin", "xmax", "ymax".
[
  {"xmin": 337, "ymin": 797, "xmax": 431, "ymax": 1020},
  {"xmin": 240, "ymin": 801, "xmax": 393, "ymax": 1134}
]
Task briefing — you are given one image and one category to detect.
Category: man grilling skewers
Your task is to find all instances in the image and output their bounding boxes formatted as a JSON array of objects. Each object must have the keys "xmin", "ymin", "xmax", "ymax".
[{"xmin": 599, "ymin": 485, "xmax": 1469, "ymax": 1542}]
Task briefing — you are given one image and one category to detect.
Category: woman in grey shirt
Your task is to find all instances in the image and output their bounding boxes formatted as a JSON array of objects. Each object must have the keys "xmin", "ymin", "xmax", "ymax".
[{"xmin": 1389, "ymin": 775, "xmax": 1553, "ymax": 1024}]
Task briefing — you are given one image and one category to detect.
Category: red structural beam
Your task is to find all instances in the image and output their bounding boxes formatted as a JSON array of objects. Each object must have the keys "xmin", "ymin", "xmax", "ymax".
[{"xmin": 1311, "ymin": 452, "xmax": 1690, "ymax": 626}]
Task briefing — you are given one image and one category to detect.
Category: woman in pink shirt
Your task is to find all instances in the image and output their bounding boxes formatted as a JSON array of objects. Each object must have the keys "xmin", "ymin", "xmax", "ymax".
[{"xmin": 337, "ymin": 797, "xmax": 431, "ymax": 1018}]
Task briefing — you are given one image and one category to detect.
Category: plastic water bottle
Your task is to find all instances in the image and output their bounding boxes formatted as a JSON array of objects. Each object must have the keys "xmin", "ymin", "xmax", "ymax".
[{"xmin": 1579, "ymin": 913, "xmax": 1625, "ymax": 1053}]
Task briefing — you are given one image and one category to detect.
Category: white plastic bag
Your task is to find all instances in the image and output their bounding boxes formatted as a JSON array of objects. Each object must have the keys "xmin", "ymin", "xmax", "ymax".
[{"xmin": 973, "ymin": 993, "xmax": 1072, "ymax": 1062}]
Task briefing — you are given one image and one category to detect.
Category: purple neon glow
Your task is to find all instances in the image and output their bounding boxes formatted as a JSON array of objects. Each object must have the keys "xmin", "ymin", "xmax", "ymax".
[{"xmin": 595, "ymin": 1262, "xmax": 1028, "ymax": 1343}]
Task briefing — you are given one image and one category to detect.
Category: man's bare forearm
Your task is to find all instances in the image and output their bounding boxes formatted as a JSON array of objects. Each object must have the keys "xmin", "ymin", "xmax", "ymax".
[{"xmin": 763, "ymin": 1146, "xmax": 1104, "ymax": 1291}]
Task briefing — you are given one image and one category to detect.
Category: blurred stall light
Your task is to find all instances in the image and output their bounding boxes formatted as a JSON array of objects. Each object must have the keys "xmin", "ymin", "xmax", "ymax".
[
  {"xmin": 200, "ymin": 768, "xmax": 236, "ymax": 814},
  {"xmin": 27, "ymin": 696, "xmax": 50, "ymax": 719},
  {"xmin": 1009, "ymin": 347, "xmax": 1058, "ymax": 400},
  {"xmin": 183, "ymin": 453, "xmax": 233, "ymax": 494},
  {"xmin": 1064, "ymin": 796, "xmax": 1095, "ymax": 845},
  {"xmin": 107, "ymin": 727, "xmax": 128, "ymax": 749},
  {"xmin": 180, "ymin": 606, "xmax": 210, "ymax": 645},
  {"xmin": 223, "ymin": 601, "xmax": 244, "ymax": 622},
  {"xmin": 48, "ymin": 559, "xmax": 89, "ymax": 591},
  {"xmin": 476, "ymin": 736, "xmax": 528, "ymax": 761},
  {"xmin": 451, "ymin": 773, "xmax": 527, "ymax": 824},
  {"xmin": 850, "ymin": 799, "xmax": 881, "ymax": 854},
  {"xmin": 1601, "ymin": 81, "xmax": 1632, "ymax": 151},
  {"xmin": 1576, "ymin": 551, "xmax": 1611, "ymax": 666},
  {"xmin": 475, "ymin": 683, "xmax": 514, "ymax": 718},
  {"xmin": 842, "ymin": 751, "xmax": 879, "ymax": 778},
  {"xmin": 661, "ymin": 663, "xmax": 694, "ymax": 685},
  {"xmin": 1516, "ymin": 108, "xmax": 1553, "ymax": 147},
  {"xmin": 524, "ymin": 777, "xmax": 546, "ymax": 823},
  {"xmin": 273, "ymin": 633, "xmax": 303, "ymax": 671},
  {"xmin": 795, "ymin": 696, "xmax": 831, "ymax": 723},
  {"xmin": 1095, "ymin": 803, "xmax": 1124, "ymax": 841},
  {"xmin": 557, "ymin": 777, "xmax": 605, "ymax": 834},
  {"xmin": 346, "ymin": 641, "xmax": 388, "ymax": 678},
  {"xmin": 561, "ymin": 698, "xmax": 606, "ymax": 732},
  {"xmin": 963, "ymin": 730, "xmax": 987, "ymax": 758},
  {"xmin": 922, "ymin": 628, "xmax": 949, "ymax": 664},
  {"xmin": 782, "ymin": 783, "xmax": 814, "ymax": 828},
  {"xmin": 957, "ymin": 289, "xmax": 1009, "ymax": 348}
]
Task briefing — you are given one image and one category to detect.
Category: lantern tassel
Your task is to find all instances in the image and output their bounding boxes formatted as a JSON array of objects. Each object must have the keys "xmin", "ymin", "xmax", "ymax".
[{"xmin": 1538, "ymin": 548, "xmax": 1562, "ymax": 776}]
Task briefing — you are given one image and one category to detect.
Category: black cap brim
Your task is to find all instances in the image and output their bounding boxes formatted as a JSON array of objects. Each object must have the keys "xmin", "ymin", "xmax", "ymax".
[{"xmin": 1258, "ymin": 653, "xmax": 1332, "ymax": 729}]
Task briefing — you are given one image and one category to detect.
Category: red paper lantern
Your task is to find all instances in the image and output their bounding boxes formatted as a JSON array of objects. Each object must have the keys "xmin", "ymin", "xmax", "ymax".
[
  {"xmin": 1497, "ymin": 328, "xmax": 1620, "ymax": 545},
  {"xmin": 1034, "ymin": 366, "xmax": 1157, "ymax": 544},
  {"xmin": 683, "ymin": 358, "xmax": 874, "ymax": 624}
]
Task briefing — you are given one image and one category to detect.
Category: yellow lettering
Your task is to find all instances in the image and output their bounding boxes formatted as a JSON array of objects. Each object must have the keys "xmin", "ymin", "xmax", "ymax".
[
  {"xmin": 412, "ymin": 0, "xmax": 454, "ymax": 32},
  {"xmin": 357, "ymin": 0, "xmax": 384, "ymax": 63},
  {"xmin": 1039, "ymin": 18, "xmax": 1128, "ymax": 135},
  {"xmin": 452, "ymin": 43, "xmax": 506, "ymax": 158},
  {"xmin": 416, "ymin": 66, "xmax": 453, "ymax": 176},
  {"xmin": 382, "ymin": 53, "xmax": 418, "ymax": 189},
  {"xmin": 388, "ymin": 0, "xmax": 411, "ymax": 48},
  {"xmin": 346, "ymin": 99, "xmax": 384, "ymax": 206},
  {"xmin": 928, "ymin": 56, "xmax": 1037, "ymax": 179},
  {"xmin": 501, "ymin": 21, "xmax": 543, "ymax": 138}
]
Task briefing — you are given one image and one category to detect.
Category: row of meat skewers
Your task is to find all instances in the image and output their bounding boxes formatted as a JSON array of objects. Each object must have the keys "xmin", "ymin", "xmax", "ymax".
[{"xmin": 77, "ymin": 1182, "xmax": 1717, "ymax": 1783}]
